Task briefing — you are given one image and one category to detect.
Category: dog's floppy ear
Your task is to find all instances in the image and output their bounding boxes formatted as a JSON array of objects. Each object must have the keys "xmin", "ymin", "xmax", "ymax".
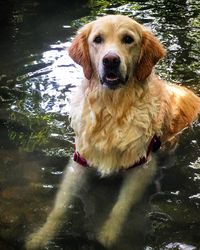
[
  {"xmin": 135, "ymin": 31, "xmax": 166, "ymax": 81},
  {"xmin": 68, "ymin": 25, "xmax": 93, "ymax": 80}
]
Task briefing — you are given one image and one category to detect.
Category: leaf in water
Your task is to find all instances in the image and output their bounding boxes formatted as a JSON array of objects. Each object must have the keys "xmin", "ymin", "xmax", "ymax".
[
  {"xmin": 189, "ymin": 157, "xmax": 200, "ymax": 169},
  {"xmin": 165, "ymin": 242, "xmax": 196, "ymax": 250}
]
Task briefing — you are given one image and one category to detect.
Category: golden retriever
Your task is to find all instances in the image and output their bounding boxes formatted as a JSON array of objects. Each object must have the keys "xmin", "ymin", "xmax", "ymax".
[{"xmin": 26, "ymin": 15, "xmax": 200, "ymax": 249}]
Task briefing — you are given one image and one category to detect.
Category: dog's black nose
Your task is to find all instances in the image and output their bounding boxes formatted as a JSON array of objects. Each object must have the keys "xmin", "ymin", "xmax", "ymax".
[{"xmin": 103, "ymin": 53, "xmax": 120, "ymax": 68}]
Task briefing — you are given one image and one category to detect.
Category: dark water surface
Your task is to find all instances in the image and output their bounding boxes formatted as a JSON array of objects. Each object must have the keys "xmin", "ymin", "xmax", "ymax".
[{"xmin": 0, "ymin": 0, "xmax": 200, "ymax": 249}]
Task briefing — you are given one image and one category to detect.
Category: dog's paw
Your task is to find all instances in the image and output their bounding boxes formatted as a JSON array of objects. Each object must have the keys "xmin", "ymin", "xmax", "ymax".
[
  {"xmin": 25, "ymin": 232, "xmax": 48, "ymax": 250},
  {"xmin": 97, "ymin": 223, "xmax": 119, "ymax": 248}
]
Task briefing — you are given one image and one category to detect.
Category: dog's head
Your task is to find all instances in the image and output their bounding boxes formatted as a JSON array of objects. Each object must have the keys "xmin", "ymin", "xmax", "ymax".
[{"xmin": 69, "ymin": 15, "xmax": 166, "ymax": 89}]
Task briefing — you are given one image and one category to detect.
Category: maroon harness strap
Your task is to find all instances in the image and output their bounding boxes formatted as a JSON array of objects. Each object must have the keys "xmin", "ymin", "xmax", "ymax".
[
  {"xmin": 73, "ymin": 150, "xmax": 88, "ymax": 167},
  {"xmin": 73, "ymin": 135, "xmax": 161, "ymax": 170}
]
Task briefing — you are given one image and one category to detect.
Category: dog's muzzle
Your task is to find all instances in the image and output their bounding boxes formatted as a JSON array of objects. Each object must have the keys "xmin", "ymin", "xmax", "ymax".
[{"xmin": 100, "ymin": 52, "xmax": 128, "ymax": 90}]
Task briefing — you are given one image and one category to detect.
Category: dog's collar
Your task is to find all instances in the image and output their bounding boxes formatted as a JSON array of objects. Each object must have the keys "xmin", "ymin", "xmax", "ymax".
[{"xmin": 73, "ymin": 135, "xmax": 161, "ymax": 170}]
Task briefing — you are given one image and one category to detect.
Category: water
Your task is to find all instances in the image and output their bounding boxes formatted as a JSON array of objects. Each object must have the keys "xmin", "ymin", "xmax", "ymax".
[{"xmin": 0, "ymin": 0, "xmax": 200, "ymax": 249}]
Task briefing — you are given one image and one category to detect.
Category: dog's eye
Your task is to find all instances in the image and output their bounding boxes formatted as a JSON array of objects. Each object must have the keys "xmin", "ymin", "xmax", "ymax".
[
  {"xmin": 93, "ymin": 35, "xmax": 103, "ymax": 44},
  {"xmin": 122, "ymin": 35, "xmax": 134, "ymax": 44}
]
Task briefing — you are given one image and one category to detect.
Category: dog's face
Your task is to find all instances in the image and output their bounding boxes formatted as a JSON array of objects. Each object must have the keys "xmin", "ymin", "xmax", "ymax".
[
  {"xmin": 87, "ymin": 15, "xmax": 142, "ymax": 89},
  {"xmin": 69, "ymin": 15, "xmax": 166, "ymax": 89}
]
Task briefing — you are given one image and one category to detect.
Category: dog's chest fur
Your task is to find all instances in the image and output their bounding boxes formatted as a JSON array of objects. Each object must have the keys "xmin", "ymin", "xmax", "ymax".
[{"xmin": 70, "ymin": 79, "xmax": 165, "ymax": 175}]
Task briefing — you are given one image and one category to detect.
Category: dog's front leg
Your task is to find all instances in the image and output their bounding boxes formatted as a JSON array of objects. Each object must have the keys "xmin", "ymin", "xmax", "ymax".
[
  {"xmin": 26, "ymin": 160, "xmax": 87, "ymax": 250},
  {"xmin": 97, "ymin": 157, "xmax": 157, "ymax": 248}
]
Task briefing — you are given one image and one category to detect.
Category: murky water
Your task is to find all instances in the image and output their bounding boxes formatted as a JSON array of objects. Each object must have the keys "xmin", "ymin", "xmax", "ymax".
[{"xmin": 0, "ymin": 0, "xmax": 200, "ymax": 249}]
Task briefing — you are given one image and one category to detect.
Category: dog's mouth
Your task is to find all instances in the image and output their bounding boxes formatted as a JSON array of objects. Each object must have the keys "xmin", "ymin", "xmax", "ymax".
[{"xmin": 101, "ymin": 72, "xmax": 128, "ymax": 90}]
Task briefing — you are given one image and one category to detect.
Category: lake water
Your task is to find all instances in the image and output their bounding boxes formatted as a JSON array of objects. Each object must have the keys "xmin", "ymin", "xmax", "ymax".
[{"xmin": 0, "ymin": 0, "xmax": 200, "ymax": 249}]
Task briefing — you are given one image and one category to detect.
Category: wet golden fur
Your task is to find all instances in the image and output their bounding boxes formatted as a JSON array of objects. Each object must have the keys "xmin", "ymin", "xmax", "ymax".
[
  {"xmin": 26, "ymin": 15, "xmax": 200, "ymax": 249},
  {"xmin": 69, "ymin": 15, "xmax": 200, "ymax": 175}
]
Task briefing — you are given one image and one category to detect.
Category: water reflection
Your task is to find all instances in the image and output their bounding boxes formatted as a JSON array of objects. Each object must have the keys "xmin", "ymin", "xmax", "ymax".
[
  {"xmin": 14, "ymin": 41, "xmax": 82, "ymax": 115},
  {"xmin": 0, "ymin": 0, "xmax": 200, "ymax": 249}
]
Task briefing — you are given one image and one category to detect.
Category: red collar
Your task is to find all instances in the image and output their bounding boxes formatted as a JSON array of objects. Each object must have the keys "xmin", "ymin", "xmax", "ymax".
[{"xmin": 73, "ymin": 135, "xmax": 161, "ymax": 170}]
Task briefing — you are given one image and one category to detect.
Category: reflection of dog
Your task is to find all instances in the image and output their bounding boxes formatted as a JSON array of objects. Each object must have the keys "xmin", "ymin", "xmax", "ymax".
[{"xmin": 26, "ymin": 15, "xmax": 200, "ymax": 249}]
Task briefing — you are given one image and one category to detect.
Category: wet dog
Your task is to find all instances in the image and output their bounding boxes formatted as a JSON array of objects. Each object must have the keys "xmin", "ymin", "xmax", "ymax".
[{"xmin": 26, "ymin": 15, "xmax": 200, "ymax": 249}]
